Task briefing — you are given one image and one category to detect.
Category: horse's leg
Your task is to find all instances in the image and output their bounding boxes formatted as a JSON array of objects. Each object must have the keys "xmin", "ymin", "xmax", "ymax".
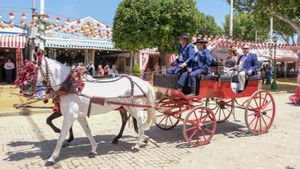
[
  {"xmin": 62, "ymin": 126, "xmax": 74, "ymax": 148},
  {"xmin": 46, "ymin": 111, "xmax": 75, "ymax": 148},
  {"xmin": 77, "ymin": 117, "xmax": 98, "ymax": 158},
  {"xmin": 112, "ymin": 108, "xmax": 129, "ymax": 144},
  {"xmin": 131, "ymin": 115, "xmax": 148, "ymax": 143},
  {"xmin": 125, "ymin": 107, "xmax": 146, "ymax": 151},
  {"xmin": 45, "ymin": 114, "xmax": 75, "ymax": 166},
  {"xmin": 132, "ymin": 116, "xmax": 138, "ymax": 133},
  {"xmin": 46, "ymin": 111, "xmax": 62, "ymax": 133}
]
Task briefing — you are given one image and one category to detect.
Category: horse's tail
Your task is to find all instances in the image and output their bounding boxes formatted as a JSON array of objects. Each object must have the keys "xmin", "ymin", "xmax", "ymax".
[{"xmin": 145, "ymin": 83, "xmax": 157, "ymax": 129}]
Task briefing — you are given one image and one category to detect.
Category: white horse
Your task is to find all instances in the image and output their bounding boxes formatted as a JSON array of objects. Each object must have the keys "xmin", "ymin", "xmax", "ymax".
[{"xmin": 22, "ymin": 54, "xmax": 156, "ymax": 166}]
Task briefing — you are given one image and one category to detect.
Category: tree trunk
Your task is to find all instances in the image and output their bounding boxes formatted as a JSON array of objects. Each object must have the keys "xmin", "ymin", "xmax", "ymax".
[
  {"xmin": 298, "ymin": 32, "xmax": 300, "ymax": 45},
  {"xmin": 159, "ymin": 51, "xmax": 167, "ymax": 67}
]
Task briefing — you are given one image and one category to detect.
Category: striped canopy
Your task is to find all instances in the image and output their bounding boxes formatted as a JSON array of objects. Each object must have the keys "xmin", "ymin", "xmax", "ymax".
[{"xmin": 0, "ymin": 34, "xmax": 27, "ymax": 48}]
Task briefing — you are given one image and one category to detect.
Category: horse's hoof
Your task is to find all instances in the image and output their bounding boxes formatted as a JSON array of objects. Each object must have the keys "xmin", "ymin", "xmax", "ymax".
[
  {"xmin": 112, "ymin": 139, "xmax": 118, "ymax": 144},
  {"xmin": 45, "ymin": 161, "xmax": 55, "ymax": 166},
  {"xmin": 62, "ymin": 141, "xmax": 70, "ymax": 148},
  {"xmin": 132, "ymin": 146, "xmax": 140, "ymax": 152},
  {"xmin": 88, "ymin": 152, "xmax": 97, "ymax": 158},
  {"xmin": 143, "ymin": 137, "xmax": 150, "ymax": 144}
]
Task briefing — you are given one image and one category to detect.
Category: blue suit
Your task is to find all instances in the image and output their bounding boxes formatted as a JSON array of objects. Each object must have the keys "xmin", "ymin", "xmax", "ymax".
[
  {"xmin": 237, "ymin": 53, "xmax": 260, "ymax": 73},
  {"xmin": 178, "ymin": 48, "xmax": 213, "ymax": 88},
  {"xmin": 237, "ymin": 52, "xmax": 260, "ymax": 91},
  {"xmin": 167, "ymin": 43, "xmax": 195, "ymax": 75}
]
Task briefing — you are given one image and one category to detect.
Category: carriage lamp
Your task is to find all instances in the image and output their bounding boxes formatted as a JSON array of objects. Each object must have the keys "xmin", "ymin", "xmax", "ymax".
[{"xmin": 271, "ymin": 35, "xmax": 278, "ymax": 90}]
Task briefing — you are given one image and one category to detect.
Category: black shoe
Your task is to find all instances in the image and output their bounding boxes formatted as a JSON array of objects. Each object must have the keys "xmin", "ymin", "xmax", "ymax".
[{"xmin": 187, "ymin": 86, "xmax": 196, "ymax": 97}]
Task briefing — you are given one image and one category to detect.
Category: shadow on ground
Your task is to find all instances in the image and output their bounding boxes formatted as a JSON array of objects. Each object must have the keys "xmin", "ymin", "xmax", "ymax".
[{"xmin": 4, "ymin": 120, "xmax": 254, "ymax": 163}]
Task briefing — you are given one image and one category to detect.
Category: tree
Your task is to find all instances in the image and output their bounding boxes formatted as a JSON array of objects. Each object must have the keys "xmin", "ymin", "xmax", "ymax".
[
  {"xmin": 153, "ymin": 0, "xmax": 200, "ymax": 64},
  {"xmin": 113, "ymin": 0, "xmax": 161, "ymax": 52},
  {"xmin": 197, "ymin": 12, "xmax": 224, "ymax": 36},
  {"xmin": 228, "ymin": 0, "xmax": 300, "ymax": 44},
  {"xmin": 223, "ymin": 11, "xmax": 269, "ymax": 41},
  {"xmin": 113, "ymin": 0, "xmax": 200, "ymax": 66}
]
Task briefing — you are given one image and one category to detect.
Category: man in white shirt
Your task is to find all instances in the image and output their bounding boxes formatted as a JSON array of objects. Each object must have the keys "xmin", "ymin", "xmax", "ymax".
[{"xmin": 4, "ymin": 58, "xmax": 15, "ymax": 83}]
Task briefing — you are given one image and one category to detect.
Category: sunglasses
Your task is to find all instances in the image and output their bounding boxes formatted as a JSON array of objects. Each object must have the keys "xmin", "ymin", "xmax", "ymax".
[{"xmin": 242, "ymin": 48, "xmax": 250, "ymax": 50}]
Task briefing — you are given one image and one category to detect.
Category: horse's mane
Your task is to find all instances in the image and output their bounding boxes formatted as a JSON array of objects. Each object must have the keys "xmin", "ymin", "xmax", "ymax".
[{"xmin": 45, "ymin": 57, "xmax": 71, "ymax": 69}]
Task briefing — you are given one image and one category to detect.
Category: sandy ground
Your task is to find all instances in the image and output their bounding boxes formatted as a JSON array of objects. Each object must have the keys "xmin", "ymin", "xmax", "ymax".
[{"xmin": 173, "ymin": 93, "xmax": 300, "ymax": 169}]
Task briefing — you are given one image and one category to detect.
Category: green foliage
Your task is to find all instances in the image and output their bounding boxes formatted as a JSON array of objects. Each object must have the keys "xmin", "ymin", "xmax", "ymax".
[
  {"xmin": 153, "ymin": 0, "xmax": 200, "ymax": 54},
  {"xmin": 133, "ymin": 64, "xmax": 140, "ymax": 73},
  {"xmin": 113, "ymin": 0, "xmax": 200, "ymax": 54},
  {"xmin": 223, "ymin": 12, "xmax": 269, "ymax": 41},
  {"xmin": 227, "ymin": 0, "xmax": 300, "ymax": 44},
  {"xmin": 132, "ymin": 63, "xmax": 141, "ymax": 76},
  {"xmin": 113, "ymin": 0, "xmax": 161, "ymax": 52},
  {"xmin": 196, "ymin": 12, "xmax": 224, "ymax": 36}
]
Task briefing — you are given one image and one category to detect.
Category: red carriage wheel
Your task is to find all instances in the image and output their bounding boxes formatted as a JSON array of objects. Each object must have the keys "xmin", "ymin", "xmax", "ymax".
[
  {"xmin": 206, "ymin": 98, "xmax": 234, "ymax": 123},
  {"xmin": 183, "ymin": 106, "xmax": 217, "ymax": 146},
  {"xmin": 245, "ymin": 90, "xmax": 275, "ymax": 135},
  {"xmin": 155, "ymin": 98, "xmax": 182, "ymax": 130}
]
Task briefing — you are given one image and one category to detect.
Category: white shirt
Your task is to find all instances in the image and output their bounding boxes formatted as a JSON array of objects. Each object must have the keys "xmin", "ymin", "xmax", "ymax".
[
  {"xmin": 4, "ymin": 62, "xmax": 15, "ymax": 70},
  {"xmin": 238, "ymin": 53, "xmax": 249, "ymax": 71}
]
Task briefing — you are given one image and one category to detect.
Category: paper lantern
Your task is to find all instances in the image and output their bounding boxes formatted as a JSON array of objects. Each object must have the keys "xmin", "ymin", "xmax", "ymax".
[
  {"xmin": 21, "ymin": 12, "xmax": 27, "ymax": 20},
  {"xmin": 8, "ymin": 11, "xmax": 14, "ymax": 20}
]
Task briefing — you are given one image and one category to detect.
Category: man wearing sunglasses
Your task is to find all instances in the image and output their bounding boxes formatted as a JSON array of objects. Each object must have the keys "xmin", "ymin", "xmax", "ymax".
[{"xmin": 237, "ymin": 44, "xmax": 260, "ymax": 92}]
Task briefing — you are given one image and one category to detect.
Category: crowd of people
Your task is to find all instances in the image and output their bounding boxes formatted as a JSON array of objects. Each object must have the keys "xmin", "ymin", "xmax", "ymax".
[{"xmin": 70, "ymin": 62, "xmax": 119, "ymax": 78}]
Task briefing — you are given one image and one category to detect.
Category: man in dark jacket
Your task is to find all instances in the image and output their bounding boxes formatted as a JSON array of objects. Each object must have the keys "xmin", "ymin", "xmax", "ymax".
[
  {"xmin": 166, "ymin": 33, "xmax": 195, "ymax": 75},
  {"xmin": 178, "ymin": 38, "xmax": 212, "ymax": 96}
]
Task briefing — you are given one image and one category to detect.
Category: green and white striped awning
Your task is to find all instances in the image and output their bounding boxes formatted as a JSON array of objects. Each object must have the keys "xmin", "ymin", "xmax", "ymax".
[{"xmin": 43, "ymin": 37, "xmax": 115, "ymax": 50}]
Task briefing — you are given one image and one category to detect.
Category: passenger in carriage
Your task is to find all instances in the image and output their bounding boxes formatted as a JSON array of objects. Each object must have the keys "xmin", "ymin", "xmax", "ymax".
[
  {"xmin": 225, "ymin": 48, "xmax": 238, "ymax": 68},
  {"xmin": 237, "ymin": 44, "xmax": 260, "ymax": 92},
  {"xmin": 178, "ymin": 38, "xmax": 213, "ymax": 96},
  {"xmin": 166, "ymin": 33, "xmax": 195, "ymax": 75}
]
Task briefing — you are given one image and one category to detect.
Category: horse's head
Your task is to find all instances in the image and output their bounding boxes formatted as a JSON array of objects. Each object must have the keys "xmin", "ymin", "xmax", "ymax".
[{"xmin": 15, "ymin": 50, "xmax": 47, "ymax": 96}]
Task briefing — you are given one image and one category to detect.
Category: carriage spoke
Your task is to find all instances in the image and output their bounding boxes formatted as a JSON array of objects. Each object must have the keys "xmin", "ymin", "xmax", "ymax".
[
  {"xmin": 261, "ymin": 115, "xmax": 268, "ymax": 128},
  {"xmin": 264, "ymin": 114, "xmax": 273, "ymax": 119},
  {"xmin": 253, "ymin": 117, "xmax": 259, "ymax": 131},
  {"xmin": 254, "ymin": 97, "xmax": 259, "ymax": 108},
  {"xmin": 222, "ymin": 109, "xmax": 226, "ymax": 119},
  {"xmin": 158, "ymin": 115, "xmax": 167, "ymax": 124},
  {"xmin": 189, "ymin": 129, "xmax": 198, "ymax": 141},
  {"xmin": 204, "ymin": 127, "xmax": 213, "ymax": 134},
  {"xmin": 218, "ymin": 107, "xmax": 221, "ymax": 121},
  {"xmin": 169, "ymin": 116, "xmax": 174, "ymax": 126},
  {"xmin": 193, "ymin": 112, "xmax": 199, "ymax": 125},
  {"xmin": 202, "ymin": 121, "xmax": 215, "ymax": 126},
  {"xmin": 247, "ymin": 113, "xmax": 255, "ymax": 116},
  {"xmin": 164, "ymin": 117, "xmax": 169, "ymax": 127},
  {"xmin": 185, "ymin": 126, "xmax": 197, "ymax": 132},
  {"xmin": 259, "ymin": 116, "xmax": 262, "ymax": 132},
  {"xmin": 260, "ymin": 100, "xmax": 272, "ymax": 110},
  {"xmin": 199, "ymin": 129, "xmax": 207, "ymax": 142},
  {"xmin": 249, "ymin": 116, "xmax": 257, "ymax": 126},
  {"xmin": 202, "ymin": 113, "xmax": 210, "ymax": 122},
  {"xmin": 262, "ymin": 108, "xmax": 273, "ymax": 112}
]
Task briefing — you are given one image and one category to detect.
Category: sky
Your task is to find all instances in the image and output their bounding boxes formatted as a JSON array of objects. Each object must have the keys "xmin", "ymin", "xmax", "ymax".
[{"xmin": 0, "ymin": 0, "xmax": 230, "ymax": 26}]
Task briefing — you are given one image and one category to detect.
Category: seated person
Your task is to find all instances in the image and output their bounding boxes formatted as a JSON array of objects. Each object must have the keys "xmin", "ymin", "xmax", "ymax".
[
  {"xmin": 223, "ymin": 47, "xmax": 238, "ymax": 76},
  {"xmin": 225, "ymin": 48, "xmax": 238, "ymax": 68},
  {"xmin": 166, "ymin": 33, "xmax": 195, "ymax": 75},
  {"xmin": 178, "ymin": 38, "xmax": 212, "ymax": 96},
  {"xmin": 237, "ymin": 44, "xmax": 260, "ymax": 92}
]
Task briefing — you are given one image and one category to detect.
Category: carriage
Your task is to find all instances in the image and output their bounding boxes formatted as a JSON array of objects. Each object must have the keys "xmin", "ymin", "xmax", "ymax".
[{"xmin": 153, "ymin": 71, "xmax": 276, "ymax": 146}]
